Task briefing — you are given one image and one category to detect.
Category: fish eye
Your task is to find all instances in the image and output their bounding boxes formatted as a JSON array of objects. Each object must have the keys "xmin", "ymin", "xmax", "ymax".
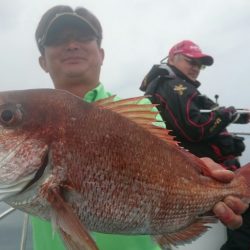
[
  {"xmin": 1, "ymin": 110, "xmax": 14, "ymax": 123},
  {"xmin": 0, "ymin": 104, "xmax": 23, "ymax": 127}
]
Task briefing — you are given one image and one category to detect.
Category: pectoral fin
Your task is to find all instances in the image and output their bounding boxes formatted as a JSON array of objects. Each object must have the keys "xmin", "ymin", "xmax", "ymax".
[
  {"xmin": 153, "ymin": 216, "xmax": 217, "ymax": 250},
  {"xmin": 48, "ymin": 187, "xmax": 98, "ymax": 250}
]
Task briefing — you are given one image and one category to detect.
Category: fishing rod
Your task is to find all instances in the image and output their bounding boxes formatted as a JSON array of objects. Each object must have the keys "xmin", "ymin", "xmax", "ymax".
[
  {"xmin": 200, "ymin": 95, "xmax": 250, "ymax": 136},
  {"xmin": 20, "ymin": 214, "xmax": 29, "ymax": 250},
  {"xmin": 208, "ymin": 94, "xmax": 250, "ymax": 114},
  {"xmin": 230, "ymin": 132, "xmax": 250, "ymax": 136},
  {"xmin": 0, "ymin": 207, "xmax": 15, "ymax": 219},
  {"xmin": 214, "ymin": 94, "xmax": 219, "ymax": 104},
  {"xmin": 200, "ymin": 109, "xmax": 250, "ymax": 114}
]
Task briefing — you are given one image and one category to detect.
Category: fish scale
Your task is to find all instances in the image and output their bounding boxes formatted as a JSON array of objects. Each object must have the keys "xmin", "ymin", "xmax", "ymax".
[{"xmin": 0, "ymin": 88, "xmax": 249, "ymax": 250}]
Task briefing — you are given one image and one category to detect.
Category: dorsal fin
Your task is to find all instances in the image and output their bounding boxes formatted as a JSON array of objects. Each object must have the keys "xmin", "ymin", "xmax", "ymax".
[
  {"xmin": 94, "ymin": 96, "xmax": 215, "ymax": 176},
  {"xmin": 93, "ymin": 95, "xmax": 117, "ymax": 106},
  {"xmin": 94, "ymin": 96, "xmax": 178, "ymax": 147}
]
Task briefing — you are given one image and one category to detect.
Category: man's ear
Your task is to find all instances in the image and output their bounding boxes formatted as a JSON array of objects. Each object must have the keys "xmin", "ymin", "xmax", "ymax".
[
  {"xmin": 167, "ymin": 57, "xmax": 174, "ymax": 65},
  {"xmin": 39, "ymin": 56, "xmax": 49, "ymax": 73},
  {"xmin": 99, "ymin": 48, "xmax": 105, "ymax": 66}
]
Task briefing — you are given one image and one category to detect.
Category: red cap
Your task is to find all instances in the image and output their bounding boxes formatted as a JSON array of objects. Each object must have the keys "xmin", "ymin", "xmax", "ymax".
[{"xmin": 168, "ymin": 40, "xmax": 214, "ymax": 66}]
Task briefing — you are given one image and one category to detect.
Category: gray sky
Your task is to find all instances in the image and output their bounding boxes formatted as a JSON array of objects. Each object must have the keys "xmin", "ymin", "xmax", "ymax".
[{"xmin": 0, "ymin": 0, "xmax": 250, "ymax": 145}]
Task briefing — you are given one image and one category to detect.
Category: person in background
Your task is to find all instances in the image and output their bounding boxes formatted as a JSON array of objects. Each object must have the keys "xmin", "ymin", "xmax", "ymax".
[
  {"xmin": 140, "ymin": 40, "xmax": 250, "ymax": 250},
  {"xmin": 33, "ymin": 6, "xmax": 248, "ymax": 249}
]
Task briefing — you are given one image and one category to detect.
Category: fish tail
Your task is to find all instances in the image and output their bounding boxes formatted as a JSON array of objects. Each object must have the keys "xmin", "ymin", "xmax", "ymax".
[{"xmin": 235, "ymin": 162, "xmax": 250, "ymax": 197}]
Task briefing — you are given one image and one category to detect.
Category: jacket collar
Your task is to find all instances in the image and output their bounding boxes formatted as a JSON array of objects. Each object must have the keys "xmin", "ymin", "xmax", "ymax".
[{"xmin": 168, "ymin": 64, "xmax": 201, "ymax": 88}]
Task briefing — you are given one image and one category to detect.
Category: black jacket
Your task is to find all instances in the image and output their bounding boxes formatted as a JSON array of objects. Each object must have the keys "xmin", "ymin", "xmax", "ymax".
[{"xmin": 142, "ymin": 64, "xmax": 247, "ymax": 169}]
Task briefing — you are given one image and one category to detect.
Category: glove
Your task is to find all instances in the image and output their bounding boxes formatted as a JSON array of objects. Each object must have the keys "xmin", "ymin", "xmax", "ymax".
[
  {"xmin": 225, "ymin": 106, "xmax": 240, "ymax": 122},
  {"xmin": 216, "ymin": 106, "xmax": 239, "ymax": 123},
  {"xmin": 235, "ymin": 112, "xmax": 250, "ymax": 124}
]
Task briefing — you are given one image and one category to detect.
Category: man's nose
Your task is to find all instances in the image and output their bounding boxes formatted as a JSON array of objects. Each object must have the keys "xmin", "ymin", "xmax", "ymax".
[{"xmin": 66, "ymin": 39, "xmax": 81, "ymax": 50}]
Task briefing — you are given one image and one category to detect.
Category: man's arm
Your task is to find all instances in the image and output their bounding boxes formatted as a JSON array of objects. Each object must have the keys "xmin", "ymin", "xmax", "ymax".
[
  {"xmin": 201, "ymin": 157, "xmax": 249, "ymax": 229},
  {"xmin": 149, "ymin": 80, "xmax": 239, "ymax": 142}
]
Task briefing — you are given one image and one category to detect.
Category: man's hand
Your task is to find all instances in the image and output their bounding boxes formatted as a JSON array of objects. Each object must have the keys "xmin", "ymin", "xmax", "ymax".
[
  {"xmin": 234, "ymin": 110, "xmax": 250, "ymax": 124},
  {"xmin": 200, "ymin": 157, "xmax": 249, "ymax": 229}
]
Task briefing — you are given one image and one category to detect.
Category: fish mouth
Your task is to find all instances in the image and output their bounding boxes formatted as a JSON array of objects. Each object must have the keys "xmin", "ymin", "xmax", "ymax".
[
  {"xmin": 0, "ymin": 152, "xmax": 49, "ymax": 201},
  {"xmin": 19, "ymin": 153, "xmax": 49, "ymax": 194}
]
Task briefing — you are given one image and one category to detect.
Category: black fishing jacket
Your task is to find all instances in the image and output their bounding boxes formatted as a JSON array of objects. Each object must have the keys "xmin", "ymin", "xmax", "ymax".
[{"xmin": 141, "ymin": 64, "xmax": 248, "ymax": 169}]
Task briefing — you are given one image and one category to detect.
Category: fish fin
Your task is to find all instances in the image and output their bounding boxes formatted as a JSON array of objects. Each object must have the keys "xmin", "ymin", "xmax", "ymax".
[
  {"xmin": 95, "ymin": 96, "xmax": 215, "ymax": 174},
  {"xmin": 95, "ymin": 96, "xmax": 178, "ymax": 146},
  {"xmin": 94, "ymin": 95, "xmax": 117, "ymax": 105},
  {"xmin": 153, "ymin": 216, "xmax": 217, "ymax": 249},
  {"xmin": 58, "ymin": 229, "xmax": 96, "ymax": 250},
  {"xmin": 48, "ymin": 188, "xmax": 98, "ymax": 250}
]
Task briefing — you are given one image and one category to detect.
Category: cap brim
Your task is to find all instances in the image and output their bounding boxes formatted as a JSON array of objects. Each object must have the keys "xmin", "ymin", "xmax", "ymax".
[
  {"xmin": 42, "ymin": 13, "xmax": 99, "ymax": 45},
  {"xmin": 198, "ymin": 55, "xmax": 214, "ymax": 66},
  {"xmin": 183, "ymin": 52, "xmax": 214, "ymax": 66}
]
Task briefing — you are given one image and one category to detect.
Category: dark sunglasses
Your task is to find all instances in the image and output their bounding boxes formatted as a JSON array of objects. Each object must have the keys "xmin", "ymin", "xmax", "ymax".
[
  {"xmin": 182, "ymin": 56, "xmax": 206, "ymax": 70},
  {"xmin": 45, "ymin": 30, "xmax": 97, "ymax": 46}
]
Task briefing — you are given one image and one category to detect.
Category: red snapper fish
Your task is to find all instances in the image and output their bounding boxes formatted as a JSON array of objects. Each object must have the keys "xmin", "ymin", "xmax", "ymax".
[{"xmin": 0, "ymin": 88, "xmax": 249, "ymax": 250}]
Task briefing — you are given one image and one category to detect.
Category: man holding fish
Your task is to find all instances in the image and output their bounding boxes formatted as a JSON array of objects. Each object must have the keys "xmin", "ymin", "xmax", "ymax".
[{"xmin": 28, "ymin": 5, "xmax": 249, "ymax": 250}]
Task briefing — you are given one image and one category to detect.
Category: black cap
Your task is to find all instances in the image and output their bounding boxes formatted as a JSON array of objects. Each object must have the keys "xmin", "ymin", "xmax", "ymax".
[{"xmin": 35, "ymin": 5, "xmax": 103, "ymax": 54}]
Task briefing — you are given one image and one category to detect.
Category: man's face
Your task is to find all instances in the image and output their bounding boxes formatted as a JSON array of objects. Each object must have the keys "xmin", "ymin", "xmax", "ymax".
[
  {"xmin": 39, "ymin": 25, "xmax": 104, "ymax": 86},
  {"xmin": 169, "ymin": 54, "xmax": 205, "ymax": 81}
]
